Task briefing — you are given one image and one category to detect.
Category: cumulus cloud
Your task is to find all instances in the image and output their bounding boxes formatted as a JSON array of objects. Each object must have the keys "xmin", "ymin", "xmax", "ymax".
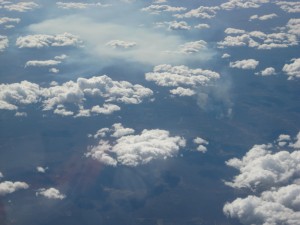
[
  {"xmin": 249, "ymin": 13, "xmax": 278, "ymax": 21},
  {"xmin": 25, "ymin": 60, "xmax": 61, "ymax": 67},
  {"xmin": 16, "ymin": 33, "xmax": 83, "ymax": 48},
  {"xmin": 86, "ymin": 125, "xmax": 186, "ymax": 167},
  {"xmin": 178, "ymin": 40, "xmax": 207, "ymax": 54},
  {"xmin": 170, "ymin": 87, "xmax": 195, "ymax": 96},
  {"xmin": 174, "ymin": 6, "xmax": 219, "ymax": 19},
  {"xmin": 168, "ymin": 21, "xmax": 191, "ymax": 30},
  {"xmin": 0, "ymin": 181, "xmax": 29, "ymax": 196},
  {"xmin": 56, "ymin": 2, "xmax": 111, "ymax": 9},
  {"xmin": 276, "ymin": 1, "xmax": 300, "ymax": 13},
  {"xmin": 0, "ymin": 35, "xmax": 8, "ymax": 52},
  {"xmin": 224, "ymin": 132, "xmax": 300, "ymax": 225},
  {"xmin": 3, "ymin": 2, "xmax": 39, "ymax": 12},
  {"xmin": 282, "ymin": 58, "xmax": 300, "ymax": 79},
  {"xmin": 105, "ymin": 40, "xmax": 137, "ymax": 49},
  {"xmin": 111, "ymin": 123, "xmax": 135, "ymax": 138},
  {"xmin": 36, "ymin": 188, "xmax": 65, "ymax": 200},
  {"xmin": 221, "ymin": 53, "xmax": 231, "ymax": 59},
  {"xmin": 141, "ymin": 4, "xmax": 186, "ymax": 14},
  {"xmin": 0, "ymin": 17, "xmax": 20, "ymax": 25},
  {"xmin": 36, "ymin": 166, "xmax": 47, "ymax": 173},
  {"xmin": 0, "ymin": 75, "xmax": 152, "ymax": 116},
  {"xmin": 194, "ymin": 23, "xmax": 210, "ymax": 29},
  {"xmin": 193, "ymin": 137, "xmax": 209, "ymax": 153},
  {"xmin": 145, "ymin": 64, "xmax": 220, "ymax": 89},
  {"xmin": 221, "ymin": 0, "xmax": 269, "ymax": 10},
  {"xmin": 255, "ymin": 67, "xmax": 276, "ymax": 76},
  {"xmin": 229, "ymin": 59, "xmax": 259, "ymax": 70},
  {"xmin": 218, "ymin": 19, "xmax": 299, "ymax": 49}
]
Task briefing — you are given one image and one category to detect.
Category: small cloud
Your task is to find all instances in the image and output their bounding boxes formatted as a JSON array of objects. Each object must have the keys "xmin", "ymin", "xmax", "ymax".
[
  {"xmin": 282, "ymin": 58, "xmax": 300, "ymax": 79},
  {"xmin": 36, "ymin": 166, "xmax": 47, "ymax": 173},
  {"xmin": 229, "ymin": 59, "xmax": 259, "ymax": 70},
  {"xmin": 0, "ymin": 181, "xmax": 29, "ymax": 196},
  {"xmin": 105, "ymin": 40, "xmax": 137, "ymax": 49},
  {"xmin": 36, "ymin": 188, "xmax": 65, "ymax": 200},
  {"xmin": 255, "ymin": 67, "xmax": 276, "ymax": 76}
]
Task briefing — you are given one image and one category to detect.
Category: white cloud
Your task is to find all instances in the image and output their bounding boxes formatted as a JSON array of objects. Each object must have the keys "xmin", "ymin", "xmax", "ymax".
[
  {"xmin": 36, "ymin": 188, "xmax": 65, "ymax": 200},
  {"xmin": 16, "ymin": 33, "xmax": 83, "ymax": 48},
  {"xmin": 153, "ymin": 0, "xmax": 167, "ymax": 3},
  {"xmin": 0, "ymin": 172, "xmax": 3, "ymax": 178},
  {"xmin": 224, "ymin": 132, "xmax": 300, "ymax": 225},
  {"xmin": 218, "ymin": 20, "xmax": 299, "ymax": 49},
  {"xmin": 193, "ymin": 137, "xmax": 209, "ymax": 153},
  {"xmin": 170, "ymin": 87, "xmax": 195, "ymax": 96},
  {"xmin": 91, "ymin": 103, "xmax": 120, "ymax": 115},
  {"xmin": 221, "ymin": 0, "xmax": 269, "ymax": 10},
  {"xmin": 111, "ymin": 123, "xmax": 135, "ymax": 138},
  {"xmin": 229, "ymin": 59, "xmax": 259, "ymax": 70},
  {"xmin": 36, "ymin": 166, "xmax": 47, "ymax": 173},
  {"xmin": 25, "ymin": 60, "xmax": 61, "ymax": 67},
  {"xmin": 56, "ymin": 2, "xmax": 111, "ymax": 9},
  {"xmin": 168, "ymin": 21, "xmax": 191, "ymax": 31},
  {"xmin": 145, "ymin": 64, "xmax": 220, "ymax": 88},
  {"xmin": 105, "ymin": 40, "xmax": 137, "ymax": 49},
  {"xmin": 0, "ymin": 35, "xmax": 8, "ymax": 52},
  {"xmin": 282, "ymin": 58, "xmax": 300, "ymax": 79},
  {"xmin": 141, "ymin": 4, "xmax": 186, "ymax": 14},
  {"xmin": 3, "ymin": 2, "xmax": 38, "ymax": 12},
  {"xmin": 255, "ymin": 67, "xmax": 276, "ymax": 76},
  {"xmin": 194, "ymin": 23, "xmax": 210, "ymax": 29},
  {"xmin": 276, "ymin": 1, "xmax": 300, "ymax": 13},
  {"xmin": 0, "ymin": 75, "xmax": 152, "ymax": 115},
  {"xmin": 15, "ymin": 111, "xmax": 27, "ymax": 117},
  {"xmin": 222, "ymin": 53, "xmax": 231, "ymax": 58},
  {"xmin": 0, "ymin": 17, "xmax": 20, "ymax": 25},
  {"xmin": 49, "ymin": 68, "xmax": 59, "ymax": 73},
  {"xmin": 86, "ymin": 126, "xmax": 186, "ymax": 167},
  {"xmin": 174, "ymin": 6, "xmax": 219, "ymax": 19},
  {"xmin": 0, "ymin": 181, "xmax": 29, "ymax": 196},
  {"xmin": 178, "ymin": 40, "xmax": 207, "ymax": 54},
  {"xmin": 224, "ymin": 28, "xmax": 246, "ymax": 34},
  {"xmin": 249, "ymin": 13, "xmax": 278, "ymax": 21}
]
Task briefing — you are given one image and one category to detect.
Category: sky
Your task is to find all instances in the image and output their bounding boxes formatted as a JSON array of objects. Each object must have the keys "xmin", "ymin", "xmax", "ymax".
[{"xmin": 0, "ymin": 0, "xmax": 300, "ymax": 225}]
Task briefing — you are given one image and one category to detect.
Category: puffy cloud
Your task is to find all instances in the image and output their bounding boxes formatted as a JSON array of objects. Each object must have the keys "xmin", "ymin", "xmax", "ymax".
[
  {"xmin": 0, "ymin": 17, "xmax": 20, "ymax": 25},
  {"xmin": 36, "ymin": 166, "xmax": 47, "ymax": 173},
  {"xmin": 15, "ymin": 112, "xmax": 27, "ymax": 117},
  {"xmin": 86, "ymin": 126, "xmax": 186, "ymax": 167},
  {"xmin": 0, "ymin": 35, "xmax": 8, "ymax": 52},
  {"xmin": 221, "ymin": 53, "xmax": 231, "ymax": 58},
  {"xmin": 221, "ymin": 0, "xmax": 269, "ymax": 10},
  {"xmin": 56, "ymin": 2, "xmax": 111, "ymax": 9},
  {"xmin": 193, "ymin": 137, "xmax": 209, "ymax": 153},
  {"xmin": 111, "ymin": 123, "xmax": 135, "ymax": 138},
  {"xmin": 90, "ymin": 103, "xmax": 120, "ymax": 115},
  {"xmin": 25, "ymin": 60, "xmax": 61, "ymax": 67},
  {"xmin": 36, "ymin": 188, "xmax": 65, "ymax": 200},
  {"xmin": 145, "ymin": 64, "xmax": 220, "ymax": 88},
  {"xmin": 168, "ymin": 21, "xmax": 191, "ymax": 31},
  {"xmin": 249, "ymin": 13, "xmax": 278, "ymax": 21},
  {"xmin": 49, "ymin": 68, "xmax": 59, "ymax": 73},
  {"xmin": 170, "ymin": 87, "xmax": 195, "ymax": 96},
  {"xmin": 282, "ymin": 58, "xmax": 300, "ymax": 79},
  {"xmin": 0, "ymin": 75, "xmax": 152, "ymax": 115},
  {"xmin": 224, "ymin": 28, "xmax": 246, "ymax": 34},
  {"xmin": 16, "ymin": 33, "xmax": 83, "ymax": 48},
  {"xmin": 178, "ymin": 40, "xmax": 207, "ymax": 54},
  {"xmin": 194, "ymin": 23, "xmax": 210, "ymax": 29},
  {"xmin": 255, "ymin": 67, "xmax": 276, "ymax": 76},
  {"xmin": 174, "ymin": 6, "xmax": 219, "ymax": 19},
  {"xmin": 218, "ymin": 19, "xmax": 299, "ymax": 49},
  {"xmin": 141, "ymin": 4, "xmax": 186, "ymax": 14},
  {"xmin": 105, "ymin": 40, "xmax": 137, "ymax": 49},
  {"xmin": 224, "ymin": 132, "xmax": 300, "ymax": 225},
  {"xmin": 229, "ymin": 59, "xmax": 259, "ymax": 70},
  {"xmin": 276, "ymin": 1, "xmax": 300, "ymax": 13},
  {"xmin": 3, "ymin": 2, "xmax": 39, "ymax": 12},
  {"xmin": 0, "ymin": 81, "xmax": 41, "ymax": 110},
  {"xmin": 0, "ymin": 181, "xmax": 29, "ymax": 196}
]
